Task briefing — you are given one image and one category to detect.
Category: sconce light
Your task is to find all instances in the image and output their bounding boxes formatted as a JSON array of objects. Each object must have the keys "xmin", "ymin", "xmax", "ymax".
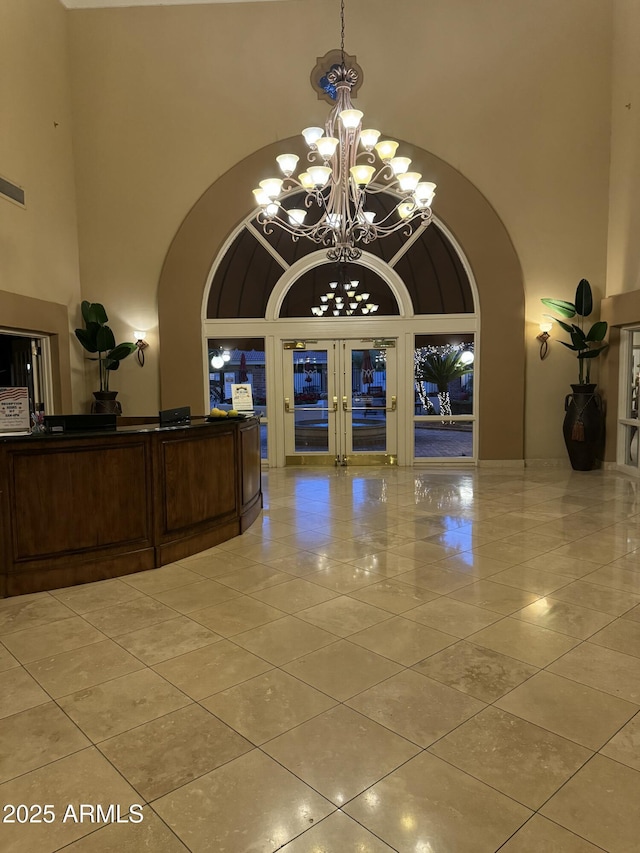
[
  {"xmin": 537, "ymin": 322, "xmax": 553, "ymax": 360},
  {"xmin": 134, "ymin": 331, "xmax": 148, "ymax": 366}
]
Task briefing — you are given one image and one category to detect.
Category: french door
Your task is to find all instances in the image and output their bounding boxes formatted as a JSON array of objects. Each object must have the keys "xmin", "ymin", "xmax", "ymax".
[{"xmin": 283, "ymin": 338, "xmax": 397, "ymax": 466}]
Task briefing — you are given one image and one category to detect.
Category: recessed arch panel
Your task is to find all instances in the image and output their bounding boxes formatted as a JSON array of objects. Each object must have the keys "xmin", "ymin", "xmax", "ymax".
[{"xmin": 159, "ymin": 136, "xmax": 524, "ymax": 461}]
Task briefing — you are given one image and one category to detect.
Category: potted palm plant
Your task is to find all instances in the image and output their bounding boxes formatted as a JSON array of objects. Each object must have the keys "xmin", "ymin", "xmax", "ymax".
[
  {"xmin": 74, "ymin": 301, "xmax": 137, "ymax": 413},
  {"xmin": 541, "ymin": 278, "xmax": 608, "ymax": 470}
]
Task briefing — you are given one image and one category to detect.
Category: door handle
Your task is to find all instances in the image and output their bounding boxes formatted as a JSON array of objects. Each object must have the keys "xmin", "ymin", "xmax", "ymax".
[
  {"xmin": 284, "ymin": 397, "xmax": 291, "ymax": 413},
  {"xmin": 332, "ymin": 396, "xmax": 338, "ymax": 412},
  {"xmin": 342, "ymin": 396, "xmax": 349, "ymax": 412},
  {"xmin": 387, "ymin": 395, "xmax": 397, "ymax": 412}
]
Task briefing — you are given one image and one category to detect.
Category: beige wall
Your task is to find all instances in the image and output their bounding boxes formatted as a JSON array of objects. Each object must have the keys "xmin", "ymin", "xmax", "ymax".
[
  {"xmin": 0, "ymin": 0, "xmax": 85, "ymax": 408},
  {"xmin": 607, "ymin": 0, "xmax": 640, "ymax": 297},
  {"xmin": 64, "ymin": 0, "xmax": 613, "ymax": 456},
  {"xmin": 4, "ymin": 0, "xmax": 619, "ymax": 460}
]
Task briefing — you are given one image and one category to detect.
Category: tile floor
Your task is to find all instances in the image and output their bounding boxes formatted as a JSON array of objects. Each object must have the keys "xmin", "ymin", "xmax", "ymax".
[{"xmin": 1, "ymin": 466, "xmax": 640, "ymax": 852}]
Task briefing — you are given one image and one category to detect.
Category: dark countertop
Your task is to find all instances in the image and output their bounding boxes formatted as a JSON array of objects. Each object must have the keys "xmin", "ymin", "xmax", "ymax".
[{"xmin": 0, "ymin": 416, "xmax": 257, "ymax": 443}]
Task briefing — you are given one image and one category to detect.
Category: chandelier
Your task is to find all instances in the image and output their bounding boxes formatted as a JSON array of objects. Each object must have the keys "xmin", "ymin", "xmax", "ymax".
[
  {"xmin": 252, "ymin": 0, "xmax": 436, "ymax": 264},
  {"xmin": 311, "ymin": 264, "xmax": 379, "ymax": 317}
]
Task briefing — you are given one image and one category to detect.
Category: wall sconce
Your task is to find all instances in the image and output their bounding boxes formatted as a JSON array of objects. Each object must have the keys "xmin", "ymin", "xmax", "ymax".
[
  {"xmin": 134, "ymin": 331, "xmax": 148, "ymax": 366},
  {"xmin": 537, "ymin": 322, "xmax": 553, "ymax": 360}
]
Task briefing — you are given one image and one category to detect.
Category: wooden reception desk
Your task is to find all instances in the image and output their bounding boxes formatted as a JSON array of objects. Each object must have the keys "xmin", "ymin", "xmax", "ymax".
[{"xmin": 0, "ymin": 418, "xmax": 262, "ymax": 597}]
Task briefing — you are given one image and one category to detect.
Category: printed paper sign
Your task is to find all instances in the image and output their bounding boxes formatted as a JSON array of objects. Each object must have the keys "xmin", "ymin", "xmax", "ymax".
[
  {"xmin": 231, "ymin": 383, "xmax": 254, "ymax": 412},
  {"xmin": 0, "ymin": 387, "xmax": 30, "ymax": 432}
]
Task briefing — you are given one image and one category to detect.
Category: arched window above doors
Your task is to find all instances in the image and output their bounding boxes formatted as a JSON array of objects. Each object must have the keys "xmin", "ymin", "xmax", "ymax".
[{"xmin": 206, "ymin": 191, "xmax": 474, "ymax": 320}]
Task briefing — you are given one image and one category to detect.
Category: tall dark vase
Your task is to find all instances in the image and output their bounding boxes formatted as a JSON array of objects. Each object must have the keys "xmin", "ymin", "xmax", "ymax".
[
  {"xmin": 563, "ymin": 383, "xmax": 604, "ymax": 471},
  {"xmin": 91, "ymin": 391, "xmax": 122, "ymax": 415}
]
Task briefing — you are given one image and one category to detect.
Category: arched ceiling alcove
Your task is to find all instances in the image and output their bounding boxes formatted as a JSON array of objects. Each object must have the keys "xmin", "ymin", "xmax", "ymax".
[{"xmin": 158, "ymin": 136, "xmax": 524, "ymax": 460}]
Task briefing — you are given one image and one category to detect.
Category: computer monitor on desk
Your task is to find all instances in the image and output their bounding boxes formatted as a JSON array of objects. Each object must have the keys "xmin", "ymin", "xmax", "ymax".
[
  {"xmin": 44, "ymin": 414, "xmax": 117, "ymax": 433},
  {"xmin": 159, "ymin": 406, "xmax": 191, "ymax": 426}
]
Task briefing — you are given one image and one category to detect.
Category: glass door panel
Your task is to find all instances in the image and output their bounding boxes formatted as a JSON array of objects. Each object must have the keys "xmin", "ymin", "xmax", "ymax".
[
  {"xmin": 283, "ymin": 339, "xmax": 396, "ymax": 466},
  {"xmin": 284, "ymin": 344, "xmax": 337, "ymax": 464},
  {"xmin": 344, "ymin": 343, "xmax": 396, "ymax": 460},
  {"xmin": 292, "ymin": 350, "xmax": 332, "ymax": 453}
]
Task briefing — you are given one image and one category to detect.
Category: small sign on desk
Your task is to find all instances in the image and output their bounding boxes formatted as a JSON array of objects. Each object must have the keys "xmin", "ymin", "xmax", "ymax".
[
  {"xmin": 0, "ymin": 387, "xmax": 31, "ymax": 434},
  {"xmin": 231, "ymin": 383, "xmax": 254, "ymax": 413}
]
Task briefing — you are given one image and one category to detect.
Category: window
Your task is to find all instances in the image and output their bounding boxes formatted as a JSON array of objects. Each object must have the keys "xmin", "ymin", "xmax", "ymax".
[{"xmin": 414, "ymin": 334, "xmax": 475, "ymax": 459}]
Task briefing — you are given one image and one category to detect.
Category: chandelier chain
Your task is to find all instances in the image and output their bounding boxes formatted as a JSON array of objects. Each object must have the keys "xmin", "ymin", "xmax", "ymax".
[{"xmin": 340, "ymin": 0, "xmax": 345, "ymax": 64}]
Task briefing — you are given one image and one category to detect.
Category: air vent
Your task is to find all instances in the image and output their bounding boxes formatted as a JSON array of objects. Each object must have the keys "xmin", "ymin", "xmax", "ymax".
[{"xmin": 0, "ymin": 175, "xmax": 25, "ymax": 208}]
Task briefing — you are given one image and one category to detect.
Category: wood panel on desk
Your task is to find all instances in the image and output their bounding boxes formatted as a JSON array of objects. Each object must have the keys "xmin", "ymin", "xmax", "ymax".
[
  {"xmin": 240, "ymin": 420, "xmax": 261, "ymax": 515},
  {"xmin": 159, "ymin": 428, "xmax": 237, "ymax": 533},
  {"xmin": 10, "ymin": 442, "xmax": 150, "ymax": 559},
  {"xmin": 0, "ymin": 419, "xmax": 262, "ymax": 597}
]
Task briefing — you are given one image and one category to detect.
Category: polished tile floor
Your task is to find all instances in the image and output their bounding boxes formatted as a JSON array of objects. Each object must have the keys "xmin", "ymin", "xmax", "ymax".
[{"xmin": 1, "ymin": 466, "xmax": 640, "ymax": 852}]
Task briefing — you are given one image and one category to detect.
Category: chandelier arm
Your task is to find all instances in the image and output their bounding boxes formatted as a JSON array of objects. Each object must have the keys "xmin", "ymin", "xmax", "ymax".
[
  {"xmin": 356, "ymin": 150, "xmax": 377, "ymax": 165},
  {"xmin": 361, "ymin": 178, "xmax": 406, "ymax": 196}
]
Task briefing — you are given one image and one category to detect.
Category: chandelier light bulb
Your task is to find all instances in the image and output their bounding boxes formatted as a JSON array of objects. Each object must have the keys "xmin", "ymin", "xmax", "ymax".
[
  {"xmin": 349, "ymin": 165, "xmax": 376, "ymax": 186},
  {"xmin": 252, "ymin": 188, "xmax": 270, "ymax": 206},
  {"xmin": 320, "ymin": 295, "xmax": 328, "ymax": 303},
  {"xmin": 316, "ymin": 136, "xmax": 339, "ymax": 159},
  {"xmin": 361, "ymin": 307, "xmax": 369, "ymax": 314},
  {"xmin": 360, "ymin": 128, "xmax": 381, "ymax": 149},
  {"xmin": 415, "ymin": 182, "xmax": 436, "ymax": 207},
  {"xmin": 361, "ymin": 292, "xmax": 370, "ymax": 300},
  {"xmin": 276, "ymin": 153, "xmax": 299, "ymax": 176},
  {"xmin": 362, "ymin": 211, "xmax": 376, "ymax": 224},
  {"xmin": 259, "ymin": 178, "xmax": 283, "ymax": 198},
  {"xmin": 311, "ymin": 307, "xmax": 322, "ymax": 316},
  {"xmin": 374, "ymin": 139, "xmax": 399, "ymax": 161},
  {"xmin": 339, "ymin": 109, "xmax": 363, "ymax": 129},
  {"xmin": 265, "ymin": 201, "xmax": 280, "ymax": 217},
  {"xmin": 390, "ymin": 157, "xmax": 412, "ymax": 176},
  {"xmin": 287, "ymin": 209, "xmax": 307, "ymax": 226},
  {"xmin": 350, "ymin": 302, "xmax": 358, "ymax": 310},
  {"xmin": 398, "ymin": 171, "xmax": 422, "ymax": 192},
  {"xmin": 307, "ymin": 166, "xmax": 332, "ymax": 186},
  {"xmin": 302, "ymin": 126, "xmax": 324, "ymax": 147},
  {"xmin": 329, "ymin": 281, "xmax": 338, "ymax": 289},
  {"xmin": 333, "ymin": 309, "xmax": 340, "ymax": 316},
  {"xmin": 415, "ymin": 181, "xmax": 437, "ymax": 200},
  {"xmin": 297, "ymin": 173, "xmax": 313, "ymax": 190},
  {"xmin": 398, "ymin": 201, "xmax": 415, "ymax": 219}
]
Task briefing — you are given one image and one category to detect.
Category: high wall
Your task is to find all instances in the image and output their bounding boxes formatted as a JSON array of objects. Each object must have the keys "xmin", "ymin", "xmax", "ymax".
[
  {"xmin": 0, "ymin": 0, "xmax": 83, "ymax": 408},
  {"xmin": 4, "ymin": 0, "xmax": 618, "ymax": 462},
  {"xmin": 607, "ymin": 0, "xmax": 640, "ymax": 297}
]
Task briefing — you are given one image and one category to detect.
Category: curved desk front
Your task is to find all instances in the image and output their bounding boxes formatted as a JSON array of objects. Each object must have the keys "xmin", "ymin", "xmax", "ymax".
[{"xmin": 0, "ymin": 418, "xmax": 262, "ymax": 597}]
